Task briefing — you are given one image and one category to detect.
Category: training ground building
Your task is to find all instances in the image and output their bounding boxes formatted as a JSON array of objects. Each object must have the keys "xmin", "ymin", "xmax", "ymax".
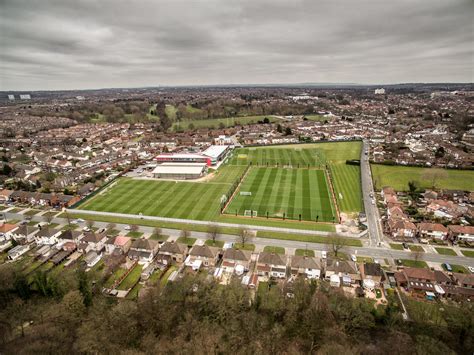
[
  {"xmin": 152, "ymin": 162, "xmax": 207, "ymax": 180},
  {"xmin": 154, "ymin": 145, "xmax": 231, "ymax": 167}
]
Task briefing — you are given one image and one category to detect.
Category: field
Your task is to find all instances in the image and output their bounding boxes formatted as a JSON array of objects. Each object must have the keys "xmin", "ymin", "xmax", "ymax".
[
  {"xmin": 371, "ymin": 165, "xmax": 474, "ymax": 191},
  {"xmin": 77, "ymin": 141, "xmax": 363, "ymax": 228},
  {"xmin": 173, "ymin": 115, "xmax": 281, "ymax": 131},
  {"xmin": 79, "ymin": 178, "xmax": 229, "ymax": 221},
  {"xmin": 225, "ymin": 167, "xmax": 337, "ymax": 222}
]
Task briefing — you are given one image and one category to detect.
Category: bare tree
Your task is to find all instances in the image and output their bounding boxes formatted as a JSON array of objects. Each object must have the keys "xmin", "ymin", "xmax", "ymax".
[
  {"xmin": 421, "ymin": 169, "xmax": 449, "ymax": 190},
  {"xmin": 238, "ymin": 228, "xmax": 252, "ymax": 247},
  {"xmin": 208, "ymin": 224, "xmax": 219, "ymax": 244},
  {"xmin": 328, "ymin": 233, "xmax": 346, "ymax": 258},
  {"xmin": 153, "ymin": 227, "xmax": 162, "ymax": 238},
  {"xmin": 130, "ymin": 224, "xmax": 139, "ymax": 233},
  {"xmin": 180, "ymin": 228, "xmax": 190, "ymax": 240},
  {"xmin": 106, "ymin": 223, "xmax": 116, "ymax": 232},
  {"xmin": 44, "ymin": 212, "xmax": 54, "ymax": 225},
  {"xmin": 86, "ymin": 220, "xmax": 95, "ymax": 229},
  {"xmin": 412, "ymin": 249, "xmax": 423, "ymax": 262}
]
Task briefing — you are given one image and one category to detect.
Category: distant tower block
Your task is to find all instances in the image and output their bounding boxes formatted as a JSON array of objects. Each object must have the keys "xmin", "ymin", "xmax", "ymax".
[
  {"xmin": 374, "ymin": 88, "xmax": 385, "ymax": 95},
  {"xmin": 7, "ymin": 95, "xmax": 15, "ymax": 100},
  {"xmin": 19, "ymin": 94, "xmax": 31, "ymax": 100}
]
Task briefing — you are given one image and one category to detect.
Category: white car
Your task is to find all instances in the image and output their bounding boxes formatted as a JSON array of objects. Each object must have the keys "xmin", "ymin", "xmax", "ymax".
[
  {"xmin": 124, "ymin": 225, "xmax": 131, "ymax": 230},
  {"xmin": 82, "ymin": 227, "xmax": 91, "ymax": 232},
  {"xmin": 351, "ymin": 254, "xmax": 357, "ymax": 262},
  {"xmin": 321, "ymin": 251, "xmax": 327, "ymax": 259},
  {"xmin": 468, "ymin": 266, "xmax": 474, "ymax": 273}
]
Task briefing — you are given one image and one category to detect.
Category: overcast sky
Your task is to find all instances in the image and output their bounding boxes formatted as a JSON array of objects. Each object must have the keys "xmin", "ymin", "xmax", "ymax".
[{"xmin": 1, "ymin": 0, "xmax": 473, "ymax": 91}]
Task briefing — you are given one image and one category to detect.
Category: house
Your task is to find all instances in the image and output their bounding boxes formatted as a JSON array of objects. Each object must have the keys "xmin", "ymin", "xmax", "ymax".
[
  {"xmin": 394, "ymin": 267, "xmax": 451, "ymax": 295},
  {"xmin": 256, "ymin": 252, "xmax": 288, "ymax": 278},
  {"xmin": 381, "ymin": 186, "xmax": 396, "ymax": 202},
  {"xmin": 360, "ymin": 262, "xmax": 384, "ymax": 287},
  {"xmin": 0, "ymin": 189, "xmax": 13, "ymax": 203},
  {"xmin": 105, "ymin": 235, "xmax": 132, "ymax": 255},
  {"xmin": 156, "ymin": 241, "xmax": 187, "ymax": 265},
  {"xmin": 35, "ymin": 227, "xmax": 61, "ymax": 245},
  {"xmin": 10, "ymin": 225, "xmax": 39, "ymax": 244},
  {"xmin": 0, "ymin": 223, "xmax": 18, "ymax": 240},
  {"xmin": 128, "ymin": 238, "xmax": 159, "ymax": 264},
  {"xmin": 8, "ymin": 245, "xmax": 30, "ymax": 260},
  {"xmin": 58, "ymin": 229, "xmax": 82, "ymax": 244},
  {"xmin": 221, "ymin": 248, "xmax": 252, "ymax": 273},
  {"xmin": 387, "ymin": 218, "xmax": 417, "ymax": 239},
  {"xmin": 84, "ymin": 250, "xmax": 101, "ymax": 268},
  {"xmin": 325, "ymin": 259, "xmax": 360, "ymax": 285},
  {"xmin": 452, "ymin": 273, "xmax": 474, "ymax": 288},
  {"xmin": 417, "ymin": 222, "xmax": 449, "ymax": 241},
  {"xmin": 448, "ymin": 225, "xmax": 474, "ymax": 243},
  {"xmin": 185, "ymin": 245, "xmax": 221, "ymax": 270},
  {"xmin": 78, "ymin": 230, "xmax": 107, "ymax": 253},
  {"xmin": 290, "ymin": 255, "xmax": 322, "ymax": 279}
]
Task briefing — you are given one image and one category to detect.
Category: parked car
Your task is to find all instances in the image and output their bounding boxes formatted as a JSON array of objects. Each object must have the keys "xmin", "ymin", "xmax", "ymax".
[
  {"xmin": 351, "ymin": 254, "xmax": 357, "ymax": 262},
  {"xmin": 82, "ymin": 227, "xmax": 91, "ymax": 232},
  {"xmin": 402, "ymin": 243, "xmax": 408, "ymax": 250},
  {"xmin": 443, "ymin": 263, "xmax": 452, "ymax": 272},
  {"xmin": 468, "ymin": 266, "xmax": 474, "ymax": 273},
  {"xmin": 124, "ymin": 225, "xmax": 131, "ymax": 231},
  {"xmin": 321, "ymin": 251, "xmax": 327, "ymax": 259}
]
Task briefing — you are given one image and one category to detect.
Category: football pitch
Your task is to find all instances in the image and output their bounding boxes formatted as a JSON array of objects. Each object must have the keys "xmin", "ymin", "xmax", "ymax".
[
  {"xmin": 225, "ymin": 167, "xmax": 337, "ymax": 222},
  {"xmin": 77, "ymin": 141, "xmax": 363, "ymax": 226}
]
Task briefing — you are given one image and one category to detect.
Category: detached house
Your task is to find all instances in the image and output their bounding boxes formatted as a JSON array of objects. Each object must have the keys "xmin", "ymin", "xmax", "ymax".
[
  {"xmin": 156, "ymin": 241, "xmax": 187, "ymax": 265},
  {"xmin": 185, "ymin": 245, "xmax": 221, "ymax": 270},
  {"xmin": 290, "ymin": 255, "xmax": 322, "ymax": 279},
  {"xmin": 360, "ymin": 262, "xmax": 384, "ymax": 288},
  {"xmin": 128, "ymin": 238, "xmax": 159, "ymax": 264},
  {"xmin": 222, "ymin": 248, "xmax": 252, "ymax": 274},
  {"xmin": 256, "ymin": 252, "xmax": 288, "ymax": 278}
]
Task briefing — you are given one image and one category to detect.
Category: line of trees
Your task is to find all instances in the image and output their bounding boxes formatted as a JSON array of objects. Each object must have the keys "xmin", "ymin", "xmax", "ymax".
[{"xmin": 1, "ymin": 267, "xmax": 472, "ymax": 354}]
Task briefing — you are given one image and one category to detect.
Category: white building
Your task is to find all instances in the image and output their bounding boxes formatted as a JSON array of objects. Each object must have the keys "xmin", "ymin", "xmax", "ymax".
[
  {"xmin": 19, "ymin": 94, "xmax": 31, "ymax": 100},
  {"xmin": 8, "ymin": 245, "xmax": 30, "ymax": 260},
  {"xmin": 152, "ymin": 162, "xmax": 207, "ymax": 180},
  {"xmin": 7, "ymin": 95, "xmax": 15, "ymax": 100},
  {"xmin": 374, "ymin": 88, "xmax": 386, "ymax": 95}
]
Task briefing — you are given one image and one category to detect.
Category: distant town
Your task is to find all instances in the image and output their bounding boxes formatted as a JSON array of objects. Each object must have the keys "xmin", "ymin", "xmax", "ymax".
[{"xmin": 0, "ymin": 83, "xmax": 473, "ymax": 353}]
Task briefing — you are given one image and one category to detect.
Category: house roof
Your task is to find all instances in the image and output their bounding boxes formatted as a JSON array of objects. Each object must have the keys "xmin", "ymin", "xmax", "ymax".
[
  {"xmin": 257, "ymin": 252, "xmax": 287, "ymax": 266},
  {"xmin": 159, "ymin": 241, "xmax": 187, "ymax": 254},
  {"xmin": 14, "ymin": 225, "xmax": 39, "ymax": 236},
  {"xmin": 290, "ymin": 255, "xmax": 321, "ymax": 269},
  {"xmin": 223, "ymin": 248, "xmax": 251, "ymax": 262},
  {"xmin": 452, "ymin": 273, "xmax": 474, "ymax": 287},
  {"xmin": 189, "ymin": 244, "xmax": 220, "ymax": 258},
  {"xmin": 403, "ymin": 267, "xmax": 436, "ymax": 281},
  {"xmin": 131, "ymin": 238, "xmax": 158, "ymax": 251},
  {"xmin": 417, "ymin": 223, "xmax": 448, "ymax": 233},
  {"xmin": 363, "ymin": 262, "xmax": 383, "ymax": 277},
  {"xmin": 106, "ymin": 235, "xmax": 131, "ymax": 246},
  {"xmin": 448, "ymin": 225, "xmax": 474, "ymax": 234},
  {"xmin": 58, "ymin": 230, "xmax": 82, "ymax": 240},
  {"xmin": 36, "ymin": 227, "xmax": 60, "ymax": 238},
  {"xmin": 0, "ymin": 223, "xmax": 18, "ymax": 233},
  {"xmin": 326, "ymin": 259, "xmax": 358, "ymax": 274},
  {"xmin": 82, "ymin": 230, "xmax": 107, "ymax": 243}
]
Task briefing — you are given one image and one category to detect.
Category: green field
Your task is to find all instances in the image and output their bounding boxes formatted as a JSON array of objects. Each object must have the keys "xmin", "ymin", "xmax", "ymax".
[
  {"xmin": 225, "ymin": 167, "xmax": 336, "ymax": 222},
  {"xmin": 79, "ymin": 178, "xmax": 229, "ymax": 221},
  {"xmin": 371, "ymin": 165, "xmax": 474, "ymax": 191},
  {"xmin": 173, "ymin": 115, "xmax": 280, "ymax": 131},
  {"xmin": 77, "ymin": 141, "xmax": 363, "ymax": 228}
]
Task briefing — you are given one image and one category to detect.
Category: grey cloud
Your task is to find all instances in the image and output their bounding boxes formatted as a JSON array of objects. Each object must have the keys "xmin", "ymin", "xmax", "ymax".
[{"xmin": 0, "ymin": 0, "xmax": 472, "ymax": 90}]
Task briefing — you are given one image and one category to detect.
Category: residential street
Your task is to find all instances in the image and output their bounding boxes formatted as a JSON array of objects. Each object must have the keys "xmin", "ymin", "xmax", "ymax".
[
  {"xmin": 361, "ymin": 140, "xmax": 384, "ymax": 247},
  {"xmin": 4, "ymin": 210, "xmax": 473, "ymax": 269}
]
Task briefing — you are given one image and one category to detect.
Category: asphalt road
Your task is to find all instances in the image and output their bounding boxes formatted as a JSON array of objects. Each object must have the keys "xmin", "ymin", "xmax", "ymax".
[{"xmin": 360, "ymin": 140, "xmax": 384, "ymax": 247}]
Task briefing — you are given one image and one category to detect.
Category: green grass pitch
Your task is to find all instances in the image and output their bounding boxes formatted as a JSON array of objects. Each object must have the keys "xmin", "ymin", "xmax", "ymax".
[
  {"xmin": 77, "ymin": 141, "xmax": 363, "ymax": 224},
  {"xmin": 225, "ymin": 167, "xmax": 337, "ymax": 222},
  {"xmin": 79, "ymin": 179, "xmax": 229, "ymax": 221}
]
